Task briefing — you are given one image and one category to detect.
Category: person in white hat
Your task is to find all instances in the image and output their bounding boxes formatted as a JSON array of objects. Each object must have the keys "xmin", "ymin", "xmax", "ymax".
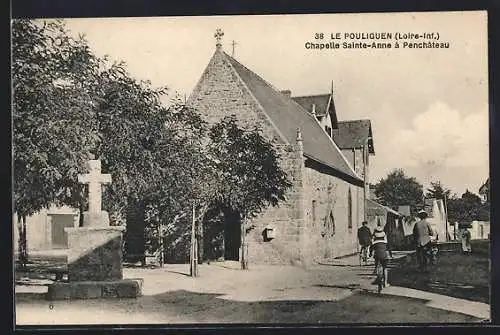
[
  {"xmin": 369, "ymin": 225, "xmax": 390, "ymax": 287},
  {"xmin": 413, "ymin": 209, "xmax": 434, "ymax": 272}
]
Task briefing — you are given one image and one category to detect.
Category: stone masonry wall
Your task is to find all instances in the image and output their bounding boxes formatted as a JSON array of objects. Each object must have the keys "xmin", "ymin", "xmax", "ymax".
[
  {"xmin": 188, "ymin": 50, "xmax": 286, "ymax": 143},
  {"xmin": 303, "ymin": 166, "xmax": 362, "ymax": 261},
  {"xmin": 188, "ymin": 49, "xmax": 305, "ymax": 265},
  {"xmin": 342, "ymin": 148, "xmax": 366, "ymax": 228},
  {"xmin": 353, "ymin": 148, "xmax": 366, "ymax": 225}
]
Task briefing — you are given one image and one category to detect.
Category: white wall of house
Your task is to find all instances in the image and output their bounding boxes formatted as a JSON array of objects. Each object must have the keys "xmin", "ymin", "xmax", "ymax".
[{"xmin": 13, "ymin": 205, "xmax": 79, "ymax": 252}]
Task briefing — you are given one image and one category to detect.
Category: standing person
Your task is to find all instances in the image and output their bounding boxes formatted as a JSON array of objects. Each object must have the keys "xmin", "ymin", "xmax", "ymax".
[
  {"xmin": 413, "ymin": 210, "xmax": 434, "ymax": 272},
  {"xmin": 384, "ymin": 219, "xmax": 394, "ymax": 258},
  {"xmin": 357, "ymin": 221, "xmax": 372, "ymax": 263},
  {"xmin": 462, "ymin": 226, "xmax": 472, "ymax": 255}
]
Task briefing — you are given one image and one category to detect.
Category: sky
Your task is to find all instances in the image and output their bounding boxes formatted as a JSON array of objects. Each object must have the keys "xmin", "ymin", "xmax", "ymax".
[{"xmin": 53, "ymin": 11, "xmax": 488, "ymax": 195}]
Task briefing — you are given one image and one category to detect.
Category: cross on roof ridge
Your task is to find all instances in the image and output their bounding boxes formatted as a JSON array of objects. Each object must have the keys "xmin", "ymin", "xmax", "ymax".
[{"xmin": 214, "ymin": 28, "xmax": 224, "ymax": 48}]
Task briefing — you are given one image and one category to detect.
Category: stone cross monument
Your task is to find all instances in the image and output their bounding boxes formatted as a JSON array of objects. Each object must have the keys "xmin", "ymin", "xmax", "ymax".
[
  {"xmin": 47, "ymin": 159, "xmax": 142, "ymax": 300},
  {"xmin": 78, "ymin": 159, "xmax": 111, "ymax": 219},
  {"xmin": 77, "ymin": 159, "xmax": 111, "ymax": 227}
]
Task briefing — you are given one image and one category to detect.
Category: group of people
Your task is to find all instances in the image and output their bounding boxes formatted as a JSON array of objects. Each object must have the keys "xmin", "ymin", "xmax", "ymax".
[
  {"xmin": 357, "ymin": 209, "xmax": 438, "ymax": 284},
  {"xmin": 357, "ymin": 220, "xmax": 390, "ymax": 287}
]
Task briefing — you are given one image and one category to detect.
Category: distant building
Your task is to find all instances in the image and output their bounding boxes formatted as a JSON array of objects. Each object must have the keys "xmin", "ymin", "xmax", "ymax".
[
  {"xmin": 479, "ymin": 178, "xmax": 489, "ymax": 203},
  {"xmin": 13, "ymin": 205, "xmax": 79, "ymax": 253},
  {"xmin": 424, "ymin": 198, "xmax": 449, "ymax": 242},
  {"xmin": 366, "ymin": 199, "xmax": 404, "ymax": 250},
  {"xmin": 293, "ymin": 89, "xmax": 375, "ymax": 215}
]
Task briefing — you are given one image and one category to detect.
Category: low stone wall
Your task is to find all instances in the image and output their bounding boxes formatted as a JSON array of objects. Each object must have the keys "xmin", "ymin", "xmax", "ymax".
[{"xmin": 47, "ymin": 279, "xmax": 142, "ymax": 300}]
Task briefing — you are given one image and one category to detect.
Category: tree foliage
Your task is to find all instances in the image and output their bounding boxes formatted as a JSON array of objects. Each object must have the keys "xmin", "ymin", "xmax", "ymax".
[
  {"xmin": 373, "ymin": 169, "xmax": 423, "ymax": 213},
  {"xmin": 12, "ymin": 19, "xmax": 100, "ymax": 219},
  {"xmin": 153, "ymin": 116, "xmax": 293, "ymax": 264},
  {"xmin": 447, "ymin": 190, "xmax": 489, "ymax": 224},
  {"xmin": 208, "ymin": 116, "xmax": 292, "ymax": 222},
  {"xmin": 425, "ymin": 181, "xmax": 451, "ymax": 200}
]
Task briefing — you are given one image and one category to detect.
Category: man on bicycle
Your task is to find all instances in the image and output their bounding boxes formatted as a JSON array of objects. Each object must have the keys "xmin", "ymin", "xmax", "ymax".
[
  {"xmin": 370, "ymin": 225, "xmax": 390, "ymax": 287},
  {"xmin": 357, "ymin": 221, "xmax": 372, "ymax": 263}
]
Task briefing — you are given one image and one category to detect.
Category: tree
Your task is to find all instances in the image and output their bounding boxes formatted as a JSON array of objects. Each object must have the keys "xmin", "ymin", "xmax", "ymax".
[
  {"xmin": 425, "ymin": 181, "xmax": 451, "ymax": 200},
  {"xmin": 447, "ymin": 190, "xmax": 486, "ymax": 225},
  {"xmin": 12, "ymin": 19, "xmax": 208, "ymax": 267},
  {"xmin": 373, "ymin": 169, "xmax": 424, "ymax": 214},
  {"xmin": 207, "ymin": 116, "xmax": 292, "ymax": 269},
  {"xmin": 12, "ymin": 19, "xmax": 100, "ymax": 267}
]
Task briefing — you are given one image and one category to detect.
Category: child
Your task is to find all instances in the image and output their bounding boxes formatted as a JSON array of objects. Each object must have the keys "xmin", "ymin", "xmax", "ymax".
[{"xmin": 370, "ymin": 226, "xmax": 390, "ymax": 287}]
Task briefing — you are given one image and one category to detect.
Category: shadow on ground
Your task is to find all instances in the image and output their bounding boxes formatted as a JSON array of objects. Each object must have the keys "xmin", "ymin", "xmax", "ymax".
[
  {"xmin": 16, "ymin": 288, "xmax": 480, "ymax": 324},
  {"xmin": 388, "ymin": 244, "xmax": 490, "ymax": 304}
]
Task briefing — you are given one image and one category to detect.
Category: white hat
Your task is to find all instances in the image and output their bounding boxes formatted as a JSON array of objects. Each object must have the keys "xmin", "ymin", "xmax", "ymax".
[{"xmin": 417, "ymin": 210, "xmax": 428, "ymax": 218}]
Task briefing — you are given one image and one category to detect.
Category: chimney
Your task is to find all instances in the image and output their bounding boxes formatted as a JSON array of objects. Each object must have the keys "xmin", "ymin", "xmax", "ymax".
[
  {"xmin": 281, "ymin": 90, "xmax": 291, "ymax": 98},
  {"xmin": 311, "ymin": 103, "xmax": 316, "ymax": 116}
]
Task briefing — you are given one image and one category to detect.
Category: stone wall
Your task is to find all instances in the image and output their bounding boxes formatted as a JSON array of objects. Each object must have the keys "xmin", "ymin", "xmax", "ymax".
[
  {"xmin": 303, "ymin": 166, "xmax": 362, "ymax": 261},
  {"xmin": 66, "ymin": 227, "xmax": 124, "ymax": 281},
  {"xmin": 188, "ymin": 49, "xmax": 286, "ymax": 144},
  {"xmin": 341, "ymin": 148, "xmax": 366, "ymax": 224},
  {"xmin": 245, "ymin": 142, "xmax": 306, "ymax": 265}
]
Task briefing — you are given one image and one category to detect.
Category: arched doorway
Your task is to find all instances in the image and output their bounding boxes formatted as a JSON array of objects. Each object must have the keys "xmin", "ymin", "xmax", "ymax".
[{"xmin": 203, "ymin": 204, "xmax": 241, "ymax": 262}]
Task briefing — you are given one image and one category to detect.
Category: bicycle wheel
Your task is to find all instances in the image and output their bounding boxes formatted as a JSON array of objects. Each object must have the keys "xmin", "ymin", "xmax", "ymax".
[{"xmin": 376, "ymin": 264, "xmax": 383, "ymax": 293}]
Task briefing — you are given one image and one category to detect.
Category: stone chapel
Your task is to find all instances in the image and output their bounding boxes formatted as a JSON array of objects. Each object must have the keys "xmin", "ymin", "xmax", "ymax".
[{"xmin": 187, "ymin": 31, "xmax": 373, "ymax": 266}]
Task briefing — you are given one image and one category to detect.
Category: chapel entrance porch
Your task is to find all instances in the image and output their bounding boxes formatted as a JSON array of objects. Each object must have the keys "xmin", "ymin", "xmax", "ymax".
[{"xmin": 203, "ymin": 205, "xmax": 241, "ymax": 262}]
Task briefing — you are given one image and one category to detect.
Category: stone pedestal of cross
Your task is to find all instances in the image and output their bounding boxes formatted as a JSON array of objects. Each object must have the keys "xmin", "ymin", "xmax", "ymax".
[
  {"xmin": 77, "ymin": 159, "xmax": 112, "ymax": 227},
  {"xmin": 48, "ymin": 158, "xmax": 143, "ymax": 301}
]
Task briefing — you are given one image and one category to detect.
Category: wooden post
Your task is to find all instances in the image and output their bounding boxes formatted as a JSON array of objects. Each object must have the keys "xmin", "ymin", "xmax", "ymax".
[
  {"xmin": 190, "ymin": 204, "xmax": 198, "ymax": 277},
  {"xmin": 443, "ymin": 196, "xmax": 450, "ymax": 241},
  {"xmin": 240, "ymin": 217, "xmax": 247, "ymax": 270}
]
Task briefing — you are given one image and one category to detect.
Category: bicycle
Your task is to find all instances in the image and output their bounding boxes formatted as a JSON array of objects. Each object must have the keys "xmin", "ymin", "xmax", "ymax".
[
  {"xmin": 426, "ymin": 240, "xmax": 439, "ymax": 266},
  {"xmin": 375, "ymin": 260, "xmax": 386, "ymax": 293},
  {"xmin": 359, "ymin": 245, "xmax": 369, "ymax": 266}
]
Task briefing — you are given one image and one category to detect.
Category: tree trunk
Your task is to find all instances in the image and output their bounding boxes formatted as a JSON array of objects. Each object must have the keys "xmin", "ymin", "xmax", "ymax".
[
  {"xmin": 23, "ymin": 216, "xmax": 27, "ymax": 264},
  {"xmin": 159, "ymin": 223, "xmax": 164, "ymax": 268},
  {"xmin": 17, "ymin": 215, "xmax": 28, "ymax": 269},
  {"xmin": 125, "ymin": 200, "xmax": 146, "ymax": 265},
  {"xmin": 79, "ymin": 202, "xmax": 85, "ymax": 227},
  {"xmin": 17, "ymin": 215, "xmax": 24, "ymax": 269}
]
